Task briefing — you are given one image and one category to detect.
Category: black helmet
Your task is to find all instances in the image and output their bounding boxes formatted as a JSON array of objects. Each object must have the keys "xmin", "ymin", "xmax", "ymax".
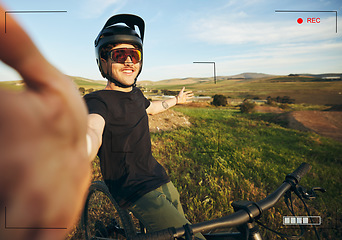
[{"xmin": 95, "ymin": 14, "xmax": 145, "ymax": 87}]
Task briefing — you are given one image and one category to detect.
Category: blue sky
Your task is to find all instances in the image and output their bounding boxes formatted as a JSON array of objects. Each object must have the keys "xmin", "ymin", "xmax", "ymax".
[{"xmin": 1, "ymin": 0, "xmax": 341, "ymax": 82}]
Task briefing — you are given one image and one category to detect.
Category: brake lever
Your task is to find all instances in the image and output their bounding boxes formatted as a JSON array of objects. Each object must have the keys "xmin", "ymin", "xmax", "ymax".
[
  {"xmin": 297, "ymin": 186, "xmax": 326, "ymax": 200},
  {"xmin": 306, "ymin": 187, "xmax": 326, "ymax": 200}
]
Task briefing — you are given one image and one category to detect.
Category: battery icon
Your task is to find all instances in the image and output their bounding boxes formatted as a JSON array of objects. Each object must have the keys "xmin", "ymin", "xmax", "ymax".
[{"xmin": 283, "ymin": 216, "xmax": 321, "ymax": 225}]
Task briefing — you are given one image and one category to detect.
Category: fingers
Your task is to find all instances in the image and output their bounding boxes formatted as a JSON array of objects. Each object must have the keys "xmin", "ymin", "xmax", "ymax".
[
  {"xmin": 182, "ymin": 88, "xmax": 194, "ymax": 99},
  {"xmin": 186, "ymin": 92, "xmax": 194, "ymax": 98},
  {"xmin": 179, "ymin": 87, "xmax": 192, "ymax": 95},
  {"xmin": 176, "ymin": 87, "xmax": 194, "ymax": 104},
  {"xmin": 0, "ymin": 5, "xmax": 40, "ymax": 68},
  {"xmin": 0, "ymin": 5, "xmax": 65, "ymax": 92}
]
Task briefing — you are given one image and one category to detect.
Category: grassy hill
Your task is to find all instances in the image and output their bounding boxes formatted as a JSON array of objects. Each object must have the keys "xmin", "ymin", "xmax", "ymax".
[
  {"xmin": 0, "ymin": 76, "xmax": 107, "ymax": 92},
  {"xmin": 71, "ymin": 76, "xmax": 106, "ymax": 89},
  {"xmin": 67, "ymin": 106, "xmax": 342, "ymax": 240},
  {"xmin": 1, "ymin": 73, "xmax": 341, "ymax": 105}
]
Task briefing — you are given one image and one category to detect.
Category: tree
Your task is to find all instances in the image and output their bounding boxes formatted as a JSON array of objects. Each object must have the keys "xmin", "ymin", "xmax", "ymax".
[
  {"xmin": 240, "ymin": 99, "xmax": 256, "ymax": 113},
  {"xmin": 78, "ymin": 87, "xmax": 85, "ymax": 96},
  {"xmin": 212, "ymin": 94, "xmax": 227, "ymax": 106}
]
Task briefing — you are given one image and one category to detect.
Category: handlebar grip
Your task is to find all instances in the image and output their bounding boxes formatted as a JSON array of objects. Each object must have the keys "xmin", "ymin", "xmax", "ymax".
[
  {"xmin": 286, "ymin": 162, "xmax": 312, "ymax": 184},
  {"xmin": 133, "ymin": 227, "xmax": 176, "ymax": 240}
]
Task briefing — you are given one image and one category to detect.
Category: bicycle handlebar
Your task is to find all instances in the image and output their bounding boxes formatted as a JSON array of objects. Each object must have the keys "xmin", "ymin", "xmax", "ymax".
[
  {"xmin": 133, "ymin": 162, "xmax": 312, "ymax": 240},
  {"xmin": 286, "ymin": 162, "xmax": 312, "ymax": 184}
]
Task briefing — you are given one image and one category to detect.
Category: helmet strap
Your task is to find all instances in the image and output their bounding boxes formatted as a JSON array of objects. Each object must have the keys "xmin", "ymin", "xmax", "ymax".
[{"xmin": 106, "ymin": 75, "xmax": 137, "ymax": 88}]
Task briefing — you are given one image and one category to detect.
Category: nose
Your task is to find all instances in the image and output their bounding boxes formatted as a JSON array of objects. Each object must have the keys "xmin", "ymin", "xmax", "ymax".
[{"xmin": 124, "ymin": 56, "xmax": 133, "ymax": 65}]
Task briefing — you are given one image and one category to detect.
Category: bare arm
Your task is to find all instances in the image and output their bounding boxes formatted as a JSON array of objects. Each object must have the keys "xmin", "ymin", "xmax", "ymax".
[
  {"xmin": 146, "ymin": 87, "xmax": 193, "ymax": 115},
  {"xmin": 87, "ymin": 114, "xmax": 105, "ymax": 161},
  {"xmin": 0, "ymin": 4, "xmax": 90, "ymax": 240}
]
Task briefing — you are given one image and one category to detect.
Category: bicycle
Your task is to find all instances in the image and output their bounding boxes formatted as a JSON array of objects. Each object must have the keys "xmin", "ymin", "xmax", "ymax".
[{"xmin": 81, "ymin": 163, "xmax": 325, "ymax": 240}]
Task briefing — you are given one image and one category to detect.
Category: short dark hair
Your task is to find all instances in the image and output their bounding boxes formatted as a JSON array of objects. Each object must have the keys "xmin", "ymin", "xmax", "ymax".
[{"xmin": 100, "ymin": 44, "xmax": 116, "ymax": 60}]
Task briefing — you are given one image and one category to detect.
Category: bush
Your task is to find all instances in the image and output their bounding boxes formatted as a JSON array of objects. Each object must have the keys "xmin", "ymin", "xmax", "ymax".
[
  {"xmin": 212, "ymin": 94, "xmax": 228, "ymax": 106},
  {"xmin": 161, "ymin": 89, "xmax": 178, "ymax": 95},
  {"xmin": 281, "ymin": 96, "xmax": 295, "ymax": 104},
  {"xmin": 78, "ymin": 87, "xmax": 85, "ymax": 96},
  {"xmin": 240, "ymin": 99, "xmax": 256, "ymax": 113},
  {"xmin": 279, "ymin": 103, "xmax": 291, "ymax": 110},
  {"xmin": 267, "ymin": 96, "xmax": 295, "ymax": 104},
  {"xmin": 266, "ymin": 96, "xmax": 276, "ymax": 106}
]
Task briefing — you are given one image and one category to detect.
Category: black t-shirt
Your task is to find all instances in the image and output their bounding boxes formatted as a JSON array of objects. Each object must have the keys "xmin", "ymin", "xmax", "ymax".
[{"xmin": 84, "ymin": 87, "xmax": 170, "ymax": 208}]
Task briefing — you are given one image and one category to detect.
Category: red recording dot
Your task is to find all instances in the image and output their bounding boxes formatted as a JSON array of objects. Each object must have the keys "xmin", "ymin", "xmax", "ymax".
[{"xmin": 297, "ymin": 18, "xmax": 303, "ymax": 24}]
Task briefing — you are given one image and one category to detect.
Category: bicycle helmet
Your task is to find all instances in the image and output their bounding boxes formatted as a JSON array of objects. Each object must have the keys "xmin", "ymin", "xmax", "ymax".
[{"xmin": 95, "ymin": 14, "xmax": 145, "ymax": 88}]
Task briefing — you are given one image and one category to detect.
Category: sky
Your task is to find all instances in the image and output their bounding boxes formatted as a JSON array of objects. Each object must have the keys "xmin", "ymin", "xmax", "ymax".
[{"xmin": 0, "ymin": 0, "xmax": 341, "ymax": 82}]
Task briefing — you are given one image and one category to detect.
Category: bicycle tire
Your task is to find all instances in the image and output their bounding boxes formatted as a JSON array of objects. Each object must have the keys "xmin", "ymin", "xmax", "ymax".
[{"xmin": 81, "ymin": 181, "xmax": 137, "ymax": 240}]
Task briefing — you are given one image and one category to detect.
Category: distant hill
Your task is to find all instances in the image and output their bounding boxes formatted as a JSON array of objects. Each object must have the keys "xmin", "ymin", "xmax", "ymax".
[
  {"xmin": 70, "ymin": 76, "xmax": 106, "ymax": 88},
  {"xmin": 137, "ymin": 73, "xmax": 342, "ymax": 105},
  {"xmin": 139, "ymin": 77, "xmax": 211, "ymax": 86},
  {"xmin": 139, "ymin": 72, "xmax": 277, "ymax": 87},
  {"xmin": 295, "ymin": 73, "xmax": 342, "ymax": 80},
  {"xmin": 2, "ymin": 73, "xmax": 341, "ymax": 105},
  {"xmin": 0, "ymin": 76, "xmax": 107, "ymax": 91},
  {"xmin": 227, "ymin": 72, "xmax": 276, "ymax": 79}
]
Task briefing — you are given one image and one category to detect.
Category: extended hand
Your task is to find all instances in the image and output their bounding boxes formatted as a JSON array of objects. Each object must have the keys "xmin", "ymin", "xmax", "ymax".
[
  {"xmin": 0, "ymin": 6, "xmax": 90, "ymax": 240},
  {"xmin": 177, "ymin": 87, "xmax": 194, "ymax": 104}
]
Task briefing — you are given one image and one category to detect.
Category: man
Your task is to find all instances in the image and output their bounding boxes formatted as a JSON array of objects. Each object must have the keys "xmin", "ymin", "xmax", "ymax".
[
  {"xmin": 85, "ymin": 14, "xmax": 205, "ymax": 239},
  {"xmin": 0, "ymin": 4, "xmax": 90, "ymax": 240}
]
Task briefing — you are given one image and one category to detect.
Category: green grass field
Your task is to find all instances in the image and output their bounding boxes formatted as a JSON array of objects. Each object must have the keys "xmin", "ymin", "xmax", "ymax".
[
  {"xmin": 68, "ymin": 106, "xmax": 341, "ymax": 240},
  {"xmin": 152, "ymin": 107, "xmax": 341, "ymax": 239}
]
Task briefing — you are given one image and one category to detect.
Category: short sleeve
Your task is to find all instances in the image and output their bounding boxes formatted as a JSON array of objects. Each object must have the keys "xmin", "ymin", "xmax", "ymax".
[
  {"xmin": 144, "ymin": 97, "xmax": 151, "ymax": 109},
  {"xmin": 84, "ymin": 94, "xmax": 108, "ymax": 121},
  {"xmin": 135, "ymin": 87, "xmax": 150, "ymax": 109}
]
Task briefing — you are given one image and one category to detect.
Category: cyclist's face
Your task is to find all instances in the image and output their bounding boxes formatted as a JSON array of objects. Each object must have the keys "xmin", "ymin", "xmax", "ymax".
[{"xmin": 102, "ymin": 44, "xmax": 141, "ymax": 87}]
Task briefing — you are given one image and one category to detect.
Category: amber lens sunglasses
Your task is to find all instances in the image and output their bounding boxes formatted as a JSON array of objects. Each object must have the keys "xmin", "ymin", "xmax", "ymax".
[{"xmin": 109, "ymin": 48, "xmax": 142, "ymax": 64}]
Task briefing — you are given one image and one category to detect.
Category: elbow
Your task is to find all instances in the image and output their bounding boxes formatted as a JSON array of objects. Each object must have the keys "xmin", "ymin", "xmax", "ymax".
[
  {"xmin": 146, "ymin": 108, "xmax": 157, "ymax": 115},
  {"xmin": 148, "ymin": 111, "xmax": 157, "ymax": 116}
]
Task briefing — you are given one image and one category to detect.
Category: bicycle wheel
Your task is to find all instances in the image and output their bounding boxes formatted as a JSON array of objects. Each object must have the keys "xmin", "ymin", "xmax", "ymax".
[{"xmin": 81, "ymin": 181, "xmax": 137, "ymax": 240}]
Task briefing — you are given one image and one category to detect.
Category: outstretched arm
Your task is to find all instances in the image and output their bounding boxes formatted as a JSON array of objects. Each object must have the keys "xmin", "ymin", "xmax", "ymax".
[
  {"xmin": 146, "ymin": 87, "xmax": 194, "ymax": 115},
  {"xmin": 0, "ymin": 5, "xmax": 90, "ymax": 240}
]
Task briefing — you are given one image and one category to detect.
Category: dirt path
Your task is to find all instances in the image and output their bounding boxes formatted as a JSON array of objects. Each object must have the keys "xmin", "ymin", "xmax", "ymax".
[
  {"xmin": 148, "ymin": 106, "xmax": 342, "ymax": 143},
  {"xmin": 285, "ymin": 111, "xmax": 342, "ymax": 142},
  {"xmin": 148, "ymin": 109, "xmax": 191, "ymax": 132}
]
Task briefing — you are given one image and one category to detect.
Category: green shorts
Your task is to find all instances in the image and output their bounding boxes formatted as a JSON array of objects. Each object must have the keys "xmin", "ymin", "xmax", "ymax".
[{"xmin": 128, "ymin": 181, "xmax": 205, "ymax": 239}]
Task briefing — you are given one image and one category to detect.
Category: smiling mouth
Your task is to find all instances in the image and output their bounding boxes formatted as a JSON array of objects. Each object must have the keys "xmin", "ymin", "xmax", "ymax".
[{"xmin": 122, "ymin": 69, "xmax": 134, "ymax": 74}]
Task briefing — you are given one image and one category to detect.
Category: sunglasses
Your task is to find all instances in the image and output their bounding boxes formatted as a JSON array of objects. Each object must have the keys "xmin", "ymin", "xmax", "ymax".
[{"xmin": 108, "ymin": 48, "xmax": 142, "ymax": 64}]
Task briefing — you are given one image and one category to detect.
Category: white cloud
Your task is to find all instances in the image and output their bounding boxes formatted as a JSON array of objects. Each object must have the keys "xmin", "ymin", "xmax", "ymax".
[
  {"xmin": 190, "ymin": 16, "xmax": 340, "ymax": 45},
  {"xmin": 217, "ymin": 40, "xmax": 342, "ymax": 75},
  {"xmin": 222, "ymin": 0, "xmax": 265, "ymax": 10},
  {"xmin": 216, "ymin": 41, "xmax": 342, "ymax": 61},
  {"xmin": 140, "ymin": 40, "xmax": 342, "ymax": 81},
  {"xmin": 78, "ymin": 0, "xmax": 126, "ymax": 18}
]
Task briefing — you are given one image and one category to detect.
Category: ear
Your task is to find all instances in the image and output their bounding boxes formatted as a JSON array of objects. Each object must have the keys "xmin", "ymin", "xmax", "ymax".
[
  {"xmin": 100, "ymin": 58, "xmax": 108, "ymax": 74},
  {"xmin": 100, "ymin": 57, "xmax": 107, "ymax": 64}
]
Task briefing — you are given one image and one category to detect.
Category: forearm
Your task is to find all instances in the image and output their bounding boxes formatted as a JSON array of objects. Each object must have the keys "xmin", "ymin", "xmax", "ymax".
[
  {"xmin": 86, "ymin": 114, "xmax": 105, "ymax": 161},
  {"xmin": 148, "ymin": 96, "xmax": 178, "ymax": 115},
  {"xmin": 86, "ymin": 131, "xmax": 100, "ymax": 161}
]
